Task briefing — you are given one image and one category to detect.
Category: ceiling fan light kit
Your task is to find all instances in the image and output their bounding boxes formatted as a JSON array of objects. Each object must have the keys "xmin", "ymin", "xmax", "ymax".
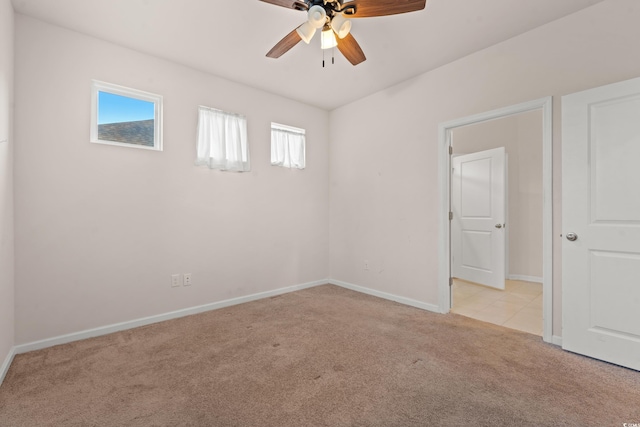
[
  {"xmin": 331, "ymin": 13, "xmax": 352, "ymax": 39},
  {"xmin": 321, "ymin": 26, "xmax": 338, "ymax": 49},
  {"xmin": 296, "ymin": 21, "xmax": 317, "ymax": 44},
  {"xmin": 262, "ymin": 0, "xmax": 427, "ymax": 66},
  {"xmin": 308, "ymin": 5, "xmax": 328, "ymax": 28}
]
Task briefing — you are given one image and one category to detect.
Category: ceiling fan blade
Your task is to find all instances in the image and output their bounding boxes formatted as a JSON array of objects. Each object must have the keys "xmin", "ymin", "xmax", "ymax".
[
  {"xmin": 336, "ymin": 33, "xmax": 366, "ymax": 66},
  {"xmin": 344, "ymin": 0, "xmax": 426, "ymax": 18},
  {"xmin": 259, "ymin": 0, "xmax": 308, "ymax": 11},
  {"xmin": 266, "ymin": 28, "xmax": 303, "ymax": 58}
]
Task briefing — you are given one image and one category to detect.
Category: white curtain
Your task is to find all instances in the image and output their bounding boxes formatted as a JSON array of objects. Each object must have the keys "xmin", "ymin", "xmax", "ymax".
[
  {"xmin": 196, "ymin": 107, "xmax": 250, "ymax": 172},
  {"xmin": 271, "ymin": 126, "xmax": 305, "ymax": 169}
]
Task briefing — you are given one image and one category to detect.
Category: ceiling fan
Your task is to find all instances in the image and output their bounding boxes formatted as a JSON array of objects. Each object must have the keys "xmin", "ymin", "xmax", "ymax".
[{"xmin": 261, "ymin": 0, "xmax": 427, "ymax": 66}]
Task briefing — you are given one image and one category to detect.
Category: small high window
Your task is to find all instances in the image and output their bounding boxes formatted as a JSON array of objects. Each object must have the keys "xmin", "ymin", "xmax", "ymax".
[
  {"xmin": 90, "ymin": 80, "xmax": 163, "ymax": 151},
  {"xmin": 196, "ymin": 106, "xmax": 250, "ymax": 172},
  {"xmin": 271, "ymin": 123, "xmax": 305, "ymax": 169}
]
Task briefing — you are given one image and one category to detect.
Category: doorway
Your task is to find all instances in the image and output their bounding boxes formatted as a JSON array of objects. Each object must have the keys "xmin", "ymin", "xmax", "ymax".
[
  {"xmin": 438, "ymin": 97, "xmax": 553, "ymax": 343},
  {"xmin": 451, "ymin": 112, "xmax": 541, "ymax": 334}
]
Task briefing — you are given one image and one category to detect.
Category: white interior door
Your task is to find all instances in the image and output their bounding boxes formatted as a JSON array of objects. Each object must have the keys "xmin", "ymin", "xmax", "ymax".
[
  {"xmin": 562, "ymin": 77, "xmax": 640, "ymax": 371},
  {"xmin": 452, "ymin": 147, "xmax": 506, "ymax": 290}
]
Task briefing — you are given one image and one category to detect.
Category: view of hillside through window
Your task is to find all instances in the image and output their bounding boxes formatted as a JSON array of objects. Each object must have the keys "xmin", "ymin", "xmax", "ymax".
[{"xmin": 97, "ymin": 91, "xmax": 155, "ymax": 147}]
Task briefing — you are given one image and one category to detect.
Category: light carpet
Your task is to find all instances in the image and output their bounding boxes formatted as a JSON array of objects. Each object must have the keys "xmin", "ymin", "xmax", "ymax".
[{"xmin": 1, "ymin": 284, "xmax": 639, "ymax": 426}]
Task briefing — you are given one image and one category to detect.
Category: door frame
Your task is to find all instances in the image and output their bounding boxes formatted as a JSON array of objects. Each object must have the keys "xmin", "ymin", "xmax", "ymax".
[{"xmin": 437, "ymin": 97, "xmax": 554, "ymax": 343}]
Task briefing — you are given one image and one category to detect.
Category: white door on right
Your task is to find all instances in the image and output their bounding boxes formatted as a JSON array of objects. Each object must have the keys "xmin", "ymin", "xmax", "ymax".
[{"xmin": 562, "ymin": 76, "xmax": 640, "ymax": 371}]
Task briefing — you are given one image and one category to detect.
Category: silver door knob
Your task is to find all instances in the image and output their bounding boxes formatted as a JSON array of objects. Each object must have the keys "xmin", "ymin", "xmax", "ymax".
[
  {"xmin": 566, "ymin": 232, "xmax": 578, "ymax": 241},
  {"xmin": 495, "ymin": 224, "xmax": 503, "ymax": 229}
]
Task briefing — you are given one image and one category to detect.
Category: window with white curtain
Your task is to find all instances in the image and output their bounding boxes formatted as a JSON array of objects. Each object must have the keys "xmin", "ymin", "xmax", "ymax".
[
  {"xmin": 271, "ymin": 123, "xmax": 306, "ymax": 170},
  {"xmin": 196, "ymin": 106, "xmax": 250, "ymax": 172}
]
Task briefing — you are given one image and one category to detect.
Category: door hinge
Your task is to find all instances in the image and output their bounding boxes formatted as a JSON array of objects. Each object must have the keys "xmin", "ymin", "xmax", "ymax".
[
  {"xmin": 449, "ymin": 211, "xmax": 453, "ymax": 221},
  {"xmin": 449, "ymin": 146, "xmax": 453, "ymax": 155},
  {"xmin": 449, "ymin": 277, "xmax": 453, "ymax": 287}
]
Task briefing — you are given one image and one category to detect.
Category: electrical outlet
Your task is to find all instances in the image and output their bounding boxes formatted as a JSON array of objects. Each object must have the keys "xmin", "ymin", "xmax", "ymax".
[
  {"xmin": 183, "ymin": 273, "xmax": 192, "ymax": 286},
  {"xmin": 171, "ymin": 274, "xmax": 181, "ymax": 288},
  {"xmin": 364, "ymin": 260, "xmax": 370, "ymax": 271}
]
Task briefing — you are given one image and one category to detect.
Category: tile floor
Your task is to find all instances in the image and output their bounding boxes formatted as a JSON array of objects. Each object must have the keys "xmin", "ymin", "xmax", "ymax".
[{"xmin": 451, "ymin": 279, "xmax": 543, "ymax": 336}]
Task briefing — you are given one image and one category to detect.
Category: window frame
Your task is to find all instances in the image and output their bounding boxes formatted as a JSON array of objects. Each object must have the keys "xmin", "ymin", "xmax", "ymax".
[{"xmin": 90, "ymin": 80, "xmax": 163, "ymax": 151}]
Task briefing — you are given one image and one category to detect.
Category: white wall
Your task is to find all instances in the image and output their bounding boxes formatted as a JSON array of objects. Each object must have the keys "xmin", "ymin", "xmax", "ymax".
[
  {"xmin": 0, "ymin": 0, "xmax": 15, "ymax": 372},
  {"xmin": 14, "ymin": 15, "xmax": 330, "ymax": 344},
  {"xmin": 453, "ymin": 110, "xmax": 543, "ymax": 281},
  {"xmin": 329, "ymin": 0, "xmax": 640, "ymax": 337},
  {"xmin": 10, "ymin": 0, "xmax": 640, "ymax": 346},
  {"xmin": 512, "ymin": 112, "xmax": 544, "ymax": 280}
]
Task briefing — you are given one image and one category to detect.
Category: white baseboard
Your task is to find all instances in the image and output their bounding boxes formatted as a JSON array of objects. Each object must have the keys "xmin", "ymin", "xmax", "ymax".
[
  {"xmin": 14, "ymin": 279, "xmax": 328, "ymax": 355},
  {"xmin": 508, "ymin": 274, "xmax": 543, "ymax": 284},
  {"xmin": 3, "ymin": 279, "xmax": 565, "ymax": 386},
  {"xmin": 0, "ymin": 346, "xmax": 16, "ymax": 387},
  {"xmin": 329, "ymin": 279, "xmax": 441, "ymax": 314}
]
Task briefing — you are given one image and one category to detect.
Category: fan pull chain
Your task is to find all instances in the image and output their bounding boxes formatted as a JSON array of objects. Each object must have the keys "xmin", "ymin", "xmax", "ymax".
[{"xmin": 321, "ymin": 47, "xmax": 335, "ymax": 68}]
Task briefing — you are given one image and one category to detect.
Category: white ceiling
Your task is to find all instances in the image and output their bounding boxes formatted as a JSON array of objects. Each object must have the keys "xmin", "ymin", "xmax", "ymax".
[{"xmin": 11, "ymin": 0, "xmax": 605, "ymax": 110}]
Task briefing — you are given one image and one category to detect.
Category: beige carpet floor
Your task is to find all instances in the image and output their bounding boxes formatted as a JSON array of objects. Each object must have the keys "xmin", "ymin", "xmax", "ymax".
[{"xmin": 1, "ymin": 284, "xmax": 639, "ymax": 426}]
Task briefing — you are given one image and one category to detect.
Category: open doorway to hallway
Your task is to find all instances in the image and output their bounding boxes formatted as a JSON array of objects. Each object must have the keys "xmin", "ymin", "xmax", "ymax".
[{"xmin": 450, "ymin": 109, "xmax": 543, "ymax": 336}]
